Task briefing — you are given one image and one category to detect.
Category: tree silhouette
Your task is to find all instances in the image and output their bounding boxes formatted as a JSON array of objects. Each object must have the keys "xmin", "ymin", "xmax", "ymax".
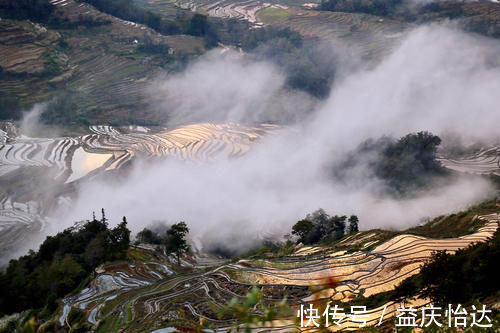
[
  {"xmin": 348, "ymin": 215, "xmax": 359, "ymax": 234},
  {"xmin": 291, "ymin": 219, "xmax": 314, "ymax": 244},
  {"xmin": 164, "ymin": 222, "xmax": 190, "ymax": 266}
]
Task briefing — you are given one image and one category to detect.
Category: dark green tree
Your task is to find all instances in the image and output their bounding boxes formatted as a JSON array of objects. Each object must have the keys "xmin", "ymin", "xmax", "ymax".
[
  {"xmin": 164, "ymin": 221, "xmax": 190, "ymax": 266},
  {"xmin": 348, "ymin": 215, "xmax": 359, "ymax": 234},
  {"xmin": 84, "ymin": 234, "xmax": 107, "ymax": 267},
  {"xmin": 101, "ymin": 208, "xmax": 107, "ymax": 224},
  {"xmin": 137, "ymin": 228, "xmax": 163, "ymax": 244},
  {"xmin": 187, "ymin": 13, "xmax": 218, "ymax": 47},
  {"xmin": 137, "ymin": 228, "xmax": 154, "ymax": 243},
  {"xmin": 108, "ymin": 216, "xmax": 131, "ymax": 255},
  {"xmin": 331, "ymin": 215, "xmax": 346, "ymax": 240},
  {"xmin": 304, "ymin": 209, "xmax": 330, "ymax": 243},
  {"xmin": 374, "ymin": 131, "xmax": 446, "ymax": 195},
  {"xmin": 291, "ymin": 219, "xmax": 314, "ymax": 244},
  {"xmin": 290, "ymin": 209, "xmax": 351, "ymax": 245},
  {"xmin": 319, "ymin": 0, "xmax": 402, "ymax": 16}
]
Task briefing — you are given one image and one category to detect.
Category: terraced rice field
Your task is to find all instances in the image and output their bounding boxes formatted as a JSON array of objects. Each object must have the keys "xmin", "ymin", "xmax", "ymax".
[
  {"xmin": 0, "ymin": 19, "xmax": 65, "ymax": 106},
  {"xmin": 246, "ymin": 217, "xmax": 498, "ymax": 295},
  {"xmin": 0, "ymin": 122, "xmax": 280, "ymax": 182},
  {"xmin": 270, "ymin": 10, "xmax": 409, "ymax": 59},
  {"xmin": 0, "ymin": 20, "xmax": 59, "ymax": 75},
  {"xmin": 176, "ymin": 0, "xmax": 284, "ymax": 24},
  {"xmin": 438, "ymin": 146, "xmax": 500, "ymax": 176},
  {"xmin": 0, "ymin": 122, "xmax": 280, "ymax": 259},
  {"xmin": 59, "ymin": 213, "xmax": 499, "ymax": 331},
  {"xmin": 0, "ymin": 199, "xmax": 45, "ymax": 261},
  {"xmin": 133, "ymin": 0, "xmax": 191, "ymax": 20},
  {"xmin": 175, "ymin": 0, "xmax": 409, "ymax": 58},
  {"xmin": 1, "ymin": 0, "xmax": 206, "ymax": 122},
  {"xmin": 2, "ymin": 118, "xmax": 499, "ymax": 330},
  {"xmin": 49, "ymin": 0, "xmax": 206, "ymax": 120}
]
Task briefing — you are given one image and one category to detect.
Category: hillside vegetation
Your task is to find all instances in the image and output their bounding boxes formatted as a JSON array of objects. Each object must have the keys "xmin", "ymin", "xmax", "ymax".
[
  {"xmin": 335, "ymin": 131, "xmax": 450, "ymax": 197},
  {"xmin": 1, "ymin": 203, "xmax": 497, "ymax": 332},
  {"xmin": 0, "ymin": 211, "xmax": 130, "ymax": 316}
]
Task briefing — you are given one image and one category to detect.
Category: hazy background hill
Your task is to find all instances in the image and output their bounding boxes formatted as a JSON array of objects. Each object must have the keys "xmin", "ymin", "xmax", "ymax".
[{"xmin": 1, "ymin": 0, "xmax": 499, "ymax": 129}]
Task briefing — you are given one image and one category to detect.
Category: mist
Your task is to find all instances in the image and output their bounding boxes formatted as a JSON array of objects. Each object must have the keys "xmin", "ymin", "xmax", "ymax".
[
  {"xmin": 147, "ymin": 50, "xmax": 318, "ymax": 125},
  {"xmin": 311, "ymin": 24, "xmax": 500, "ymax": 149},
  {"xmin": 20, "ymin": 103, "xmax": 45, "ymax": 136},
  {"xmin": 54, "ymin": 24, "xmax": 499, "ymax": 251},
  {"xmin": 19, "ymin": 102, "xmax": 63, "ymax": 138}
]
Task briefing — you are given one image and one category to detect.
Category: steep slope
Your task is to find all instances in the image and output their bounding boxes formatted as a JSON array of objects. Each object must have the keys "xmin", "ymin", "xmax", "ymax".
[
  {"xmin": 55, "ymin": 211, "xmax": 499, "ymax": 332},
  {"xmin": 0, "ymin": 0, "xmax": 206, "ymax": 123}
]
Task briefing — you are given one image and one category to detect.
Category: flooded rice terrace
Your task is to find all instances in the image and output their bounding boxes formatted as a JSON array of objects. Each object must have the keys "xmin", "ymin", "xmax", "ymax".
[{"xmin": 0, "ymin": 121, "xmax": 280, "ymax": 260}]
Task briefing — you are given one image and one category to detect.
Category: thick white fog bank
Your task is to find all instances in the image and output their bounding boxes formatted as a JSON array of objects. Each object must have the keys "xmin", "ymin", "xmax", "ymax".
[
  {"xmin": 56, "ymin": 25, "xmax": 499, "ymax": 248},
  {"xmin": 310, "ymin": 24, "xmax": 500, "ymax": 149},
  {"xmin": 147, "ymin": 50, "xmax": 317, "ymax": 125},
  {"xmin": 20, "ymin": 104, "xmax": 45, "ymax": 136},
  {"xmin": 61, "ymin": 157, "xmax": 492, "ymax": 238}
]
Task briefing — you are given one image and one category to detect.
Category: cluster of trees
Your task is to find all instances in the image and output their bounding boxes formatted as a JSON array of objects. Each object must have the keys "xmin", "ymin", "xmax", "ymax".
[
  {"xmin": 373, "ymin": 131, "xmax": 447, "ymax": 195},
  {"xmin": 0, "ymin": 209, "xmax": 130, "ymax": 315},
  {"xmin": 137, "ymin": 221, "xmax": 190, "ymax": 266},
  {"xmin": 241, "ymin": 26, "xmax": 302, "ymax": 51},
  {"xmin": 319, "ymin": 0, "xmax": 403, "ymax": 17},
  {"xmin": 336, "ymin": 131, "xmax": 447, "ymax": 196},
  {"xmin": 416, "ymin": 2, "xmax": 464, "ymax": 18},
  {"xmin": 291, "ymin": 209, "xmax": 359, "ymax": 245},
  {"xmin": 242, "ymin": 26, "xmax": 336, "ymax": 98},
  {"xmin": 391, "ymin": 228, "xmax": 500, "ymax": 306},
  {"xmin": 136, "ymin": 227, "xmax": 164, "ymax": 245},
  {"xmin": 419, "ymin": 228, "xmax": 500, "ymax": 305}
]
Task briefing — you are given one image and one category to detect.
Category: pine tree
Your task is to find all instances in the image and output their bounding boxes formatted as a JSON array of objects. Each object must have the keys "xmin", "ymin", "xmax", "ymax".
[
  {"xmin": 101, "ymin": 208, "xmax": 107, "ymax": 225},
  {"xmin": 348, "ymin": 215, "xmax": 359, "ymax": 234}
]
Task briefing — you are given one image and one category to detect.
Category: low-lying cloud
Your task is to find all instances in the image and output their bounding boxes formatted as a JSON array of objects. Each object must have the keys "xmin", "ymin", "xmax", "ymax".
[
  {"xmin": 147, "ymin": 50, "xmax": 317, "ymax": 125},
  {"xmin": 56, "ymin": 24, "xmax": 499, "ymax": 251}
]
